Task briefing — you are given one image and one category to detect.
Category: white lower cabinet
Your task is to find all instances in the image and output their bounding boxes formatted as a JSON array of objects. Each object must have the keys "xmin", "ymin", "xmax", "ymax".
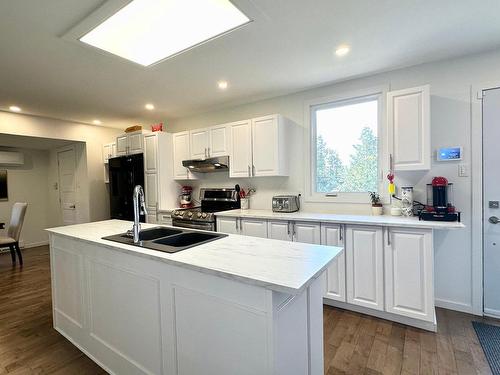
[
  {"xmin": 292, "ymin": 221, "xmax": 321, "ymax": 244},
  {"xmin": 267, "ymin": 220, "xmax": 292, "ymax": 241},
  {"xmin": 216, "ymin": 216, "xmax": 436, "ymax": 329},
  {"xmin": 240, "ymin": 218, "xmax": 268, "ymax": 238},
  {"xmin": 345, "ymin": 225, "xmax": 385, "ymax": 311},
  {"xmin": 384, "ymin": 227, "xmax": 434, "ymax": 322},
  {"xmin": 216, "ymin": 217, "xmax": 239, "ymax": 235},
  {"xmin": 321, "ymin": 224, "xmax": 346, "ymax": 302},
  {"xmin": 217, "ymin": 217, "xmax": 268, "ymax": 238}
]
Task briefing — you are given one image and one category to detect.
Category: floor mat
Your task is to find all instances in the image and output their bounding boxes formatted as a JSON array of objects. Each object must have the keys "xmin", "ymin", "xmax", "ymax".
[{"xmin": 473, "ymin": 321, "xmax": 500, "ymax": 375}]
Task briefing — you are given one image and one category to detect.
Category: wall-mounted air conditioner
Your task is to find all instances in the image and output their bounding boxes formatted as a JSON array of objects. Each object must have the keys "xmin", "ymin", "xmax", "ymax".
[{"xmin": 0, "ymin": 151, "xmax": 24, "ymax": 165}]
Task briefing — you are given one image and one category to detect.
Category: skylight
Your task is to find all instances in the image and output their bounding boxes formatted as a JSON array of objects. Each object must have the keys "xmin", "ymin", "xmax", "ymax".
[{"xmin": 80, "ymin": 0, "xmax": 250, "ymax": 66}]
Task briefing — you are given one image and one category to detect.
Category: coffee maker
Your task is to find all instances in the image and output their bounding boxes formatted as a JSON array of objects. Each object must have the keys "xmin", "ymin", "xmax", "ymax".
[
  {"xmin": 419, "ymin": 177, "xmax": 460, "ymax": 222},
  {"xmin": 179, "ymin": 186, "xmax": 193, "ymax": 208}
]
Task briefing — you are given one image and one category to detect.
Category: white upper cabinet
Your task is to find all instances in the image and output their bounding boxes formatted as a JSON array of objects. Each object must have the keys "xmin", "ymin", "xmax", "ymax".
[
  {"xmin": 102, "ymin": 142, "xmax": 115, "ymax": 163},
  {"xmin": 209, "ymin": 124, "xmax": 228, "ymax": 157},
  {"xmin": 115, "ymin": 131, "xmax": 146, "ymax": 156},
  {"xmin": 387, "ymin": 85, "xmax": 431, "ymax": 171},
  {"xmin": 229, "ymin": 120, "xmax": 253, "ymax": 178},
  {"xmin": 384, "ymin": 227, "xmax": 434, "ymax": 322},
  {"xmin": 229, "ymin": 114, "xmax": 293, "ymax": 178},
  {"xmin": 173, "ymin": 131, "xmax": 192, "ymax": 180},
  {"xmin": 321, "ymin": 224, "xmax": 346, "ymax": 302},
  {"xmin": 143, "ymin": 133, "xmax": 157, "ymax": 173},
  {"xmin": 345, "ymin": 225, "xmax": 384, "ymax": 311},
  {"xmin": 128, "ymin": 132, "xmax": 144, "ymax": 154},
  {"xmin": 251, "ymin": 115, "xmax": 290, "ymax": 177},
  {"xmin": 189, "ymin": 125, "xmax": 229, "ymax": 159},
  {"xmin": 190, "ymin": 128, "xmax": 210, "ymax": 159},
  {"xmin": 116, "ymin": 134, "xmax": 128, "ymax": 156}
]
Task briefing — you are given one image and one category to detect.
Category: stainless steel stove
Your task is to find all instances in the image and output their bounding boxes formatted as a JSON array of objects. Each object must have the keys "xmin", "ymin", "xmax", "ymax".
[{"xmin": 171, "ymin": 188, "xmax": 240, "ymax": 231}]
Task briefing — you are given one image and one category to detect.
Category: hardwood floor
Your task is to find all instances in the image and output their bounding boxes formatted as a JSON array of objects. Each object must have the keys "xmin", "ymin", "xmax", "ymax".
[
  {"xmin": 0, "ymin": 246, "xmax": 105, "ymax": 374},
  {"xmin": 323, "ymin": 305, "xmax": 498, "ymax": 374},
  {"xmin": 0, "ymin": 245, "xmax": 496, "ymax": 374}
]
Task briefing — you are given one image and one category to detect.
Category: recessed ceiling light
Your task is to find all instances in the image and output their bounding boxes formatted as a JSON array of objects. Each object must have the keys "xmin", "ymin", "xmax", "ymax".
[
  {"xmin": 93, "ymin": 119, "xmax": 102, "ymax": 125},
  {"xmin": 80, "ymin": 0, "xmax": 251, "ymax": 67},
  {"xmin": 145, "ymin": 103, "xmax": 155, "ymax": 110},
  {"xmin": 9, "ymin": 106, "xmax": 21, "ymax": 112},
  {"xmin": 217, "ymin": 80, "xmax": 228, "ymax": 90},
  {"xmin": 335, "ymin": 45, "xmax": 350, "ymax": 57}
]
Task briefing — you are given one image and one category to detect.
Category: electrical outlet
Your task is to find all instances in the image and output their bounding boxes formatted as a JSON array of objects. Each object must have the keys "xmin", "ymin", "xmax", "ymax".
[{"xmin": 458, "ymin": 164, "xmax": 469, "ymax": 177}]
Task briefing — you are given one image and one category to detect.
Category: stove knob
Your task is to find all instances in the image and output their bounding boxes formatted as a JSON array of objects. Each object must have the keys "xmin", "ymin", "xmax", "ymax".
[
  {"xmin": 197, "ymin": 212, "xmax": 202, "ymax": 218},
  {"xmin": 187, "ymin": 212, "xmax": 193, "ymax": 217},
  {"xmin": 202, "ymin": 213, "xmax": 207, "ymax": 218}
]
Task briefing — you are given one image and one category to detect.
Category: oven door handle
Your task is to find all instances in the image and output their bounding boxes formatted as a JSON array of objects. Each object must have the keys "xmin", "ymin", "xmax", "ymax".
[{"xmin": 172, "ymin": 220, "xmax": 214, "ymax": 231}]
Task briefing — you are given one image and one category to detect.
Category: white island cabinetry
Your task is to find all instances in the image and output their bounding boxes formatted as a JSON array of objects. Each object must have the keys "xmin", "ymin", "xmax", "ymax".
[{"xmin": 48, "ymin": 221, "xmax": 340, "ymax": 375}]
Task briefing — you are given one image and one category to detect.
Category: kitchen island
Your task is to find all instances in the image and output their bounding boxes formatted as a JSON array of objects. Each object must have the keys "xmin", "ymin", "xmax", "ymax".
[{"xmin": 46, "ymin": 220, "xmax": 341, "ymax": 375}]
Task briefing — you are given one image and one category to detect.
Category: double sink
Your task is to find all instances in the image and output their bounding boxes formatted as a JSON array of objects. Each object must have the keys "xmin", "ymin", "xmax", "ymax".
[{"xmin": 102, "ymin": 227, "xmax": 227, "ymax": 253}]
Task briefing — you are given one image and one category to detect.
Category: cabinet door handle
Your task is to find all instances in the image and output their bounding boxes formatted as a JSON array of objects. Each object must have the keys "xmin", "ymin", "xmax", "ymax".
[
  {"xmin": 387, "ymin": 228, "xmax": 391, "ymax": 246},
  {"xmin": 207, "ymin": 147, "xmax": 210, "ymax": 157},
  {"xmin": 287, "ymin": 221, "xmax": 290, "ymax": 236},
  {"xmin": 235, "ymin": 218, "xmax": 239, "ymax": 231},
  {"xmin": 339, "ymin": 224, "xmax": 343, "ymax": 241},
  {"xmin": 252, "ymin": 165, "xmax": 256, "ymax": 176},
  {"xmin": 292, "ymin": 222, "xmax": 296, "ymax": 237},
  {"xmin": 248, "ymin": 165, "xmax": 251, "ymax": 176}
]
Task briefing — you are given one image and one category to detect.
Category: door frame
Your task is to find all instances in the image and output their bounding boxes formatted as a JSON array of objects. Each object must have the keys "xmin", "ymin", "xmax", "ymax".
[
  {"xmin": 471, "ymin": 81, "xmax": 500, "ymax": 316},
  {"xmin": 56, "ymin": 144, "xmax": 79, "ymax": 225}
]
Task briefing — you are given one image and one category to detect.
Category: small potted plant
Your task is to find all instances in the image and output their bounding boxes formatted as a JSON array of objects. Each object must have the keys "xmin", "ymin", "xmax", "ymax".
[{"xmin": 369, "ymin": 191, "xmax": 383, "ymax": 215}]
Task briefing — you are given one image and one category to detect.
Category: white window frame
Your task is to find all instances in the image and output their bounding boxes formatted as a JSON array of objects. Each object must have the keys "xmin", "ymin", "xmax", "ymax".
[{"xmin": 304, "ymin": 85, "xmax": 389, "ymax": 204}]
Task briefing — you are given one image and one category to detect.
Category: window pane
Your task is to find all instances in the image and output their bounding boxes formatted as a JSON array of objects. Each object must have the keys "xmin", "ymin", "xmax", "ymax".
[{"xmin": 314, "ymin": 98, "xmax": 378, "ymax": 193}]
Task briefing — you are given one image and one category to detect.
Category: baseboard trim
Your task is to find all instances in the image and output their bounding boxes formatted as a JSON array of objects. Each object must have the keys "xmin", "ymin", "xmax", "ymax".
[
  {"xmin": 22, "ymin": 240, "xmax": 49, "ymax": 249},
  {"xmin": 435, "ymin": 298, "xmax": 474, "ymax": 315},
  {"xmin": 323, "ymin": 298, "xmax": 437, "ymax": 332},
  {"xmin": 484, "ymin": 308, "xmax": 500, "ymax": 319},
  {"xmin": 0, "ymin": 240, "xmax": 49, "ymax": 253}
]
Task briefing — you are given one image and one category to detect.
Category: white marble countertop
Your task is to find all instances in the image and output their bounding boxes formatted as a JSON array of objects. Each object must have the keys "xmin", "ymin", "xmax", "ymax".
[
  {"xmin": 46, "ymin": 220, "xmax": 341, "ymax": 295},
  {"xmin": 215, "ymin": 209, "xmax": 465, "ymax": 230}
]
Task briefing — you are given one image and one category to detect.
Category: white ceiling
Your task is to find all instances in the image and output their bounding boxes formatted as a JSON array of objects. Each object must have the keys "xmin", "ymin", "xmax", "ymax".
[{"xmin": 1, "ymin": 0, "xmax": 500, "ymax": 129}]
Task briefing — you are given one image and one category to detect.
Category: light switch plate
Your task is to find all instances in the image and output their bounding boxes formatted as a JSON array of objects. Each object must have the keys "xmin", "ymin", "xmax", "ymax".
[{"xmin": 458, "ymin": 164, "xmax": 469, "ymax": 177}]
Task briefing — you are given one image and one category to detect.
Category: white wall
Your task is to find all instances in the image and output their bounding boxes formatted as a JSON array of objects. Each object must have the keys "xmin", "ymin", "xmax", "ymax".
[
  {"xmin": 169, "ymin": 48, "xmax": 500, "ymax": 314},
  {"xmin": 0, "ymin": 148, "xmax": 50, "ymax": 247},
  {"xmin": 0, "ymin": 113, "xmax": 122, "ymax": 221}
]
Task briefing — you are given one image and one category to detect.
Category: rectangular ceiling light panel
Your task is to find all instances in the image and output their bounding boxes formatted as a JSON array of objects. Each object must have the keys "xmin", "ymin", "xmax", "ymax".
[{"xmin": 80, "ymin": 0, "xmax": 250, "ymax": 66}]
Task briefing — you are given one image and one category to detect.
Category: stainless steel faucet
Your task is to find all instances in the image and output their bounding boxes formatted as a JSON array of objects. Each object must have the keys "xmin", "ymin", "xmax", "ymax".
[{"xmin": 132, "ymin": 185, "xmax": 147, "ymax": 243}]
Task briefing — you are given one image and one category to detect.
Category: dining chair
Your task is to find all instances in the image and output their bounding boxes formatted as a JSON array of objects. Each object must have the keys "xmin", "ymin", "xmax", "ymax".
[{"xmin": 0, "ymin": 203, "xmax": 28, "ymax": 265}]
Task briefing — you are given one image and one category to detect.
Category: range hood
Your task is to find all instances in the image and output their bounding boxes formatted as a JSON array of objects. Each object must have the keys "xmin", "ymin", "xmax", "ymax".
[{"xmin": 182, "ymin": 156, "xmax": 229, "ymax": 173}]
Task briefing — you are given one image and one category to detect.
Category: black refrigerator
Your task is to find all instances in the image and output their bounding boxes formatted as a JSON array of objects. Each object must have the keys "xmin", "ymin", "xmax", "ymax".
[{"xmin": 108, "ymin": 154, "xmax": 145, "ymax": 222}]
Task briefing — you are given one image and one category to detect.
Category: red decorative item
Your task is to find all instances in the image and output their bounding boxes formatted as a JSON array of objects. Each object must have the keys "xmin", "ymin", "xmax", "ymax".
[
  {"xmin": 151, "ymin": 122, "xmax": 163, "ymax": 132},
  {"xmin": 431, "ymin": 176, "xmax": 448, "ymax": 186}
]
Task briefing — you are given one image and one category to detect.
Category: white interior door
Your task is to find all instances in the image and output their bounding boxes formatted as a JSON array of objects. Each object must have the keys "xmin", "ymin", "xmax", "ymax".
[
  {"xmin": 482, "ymin": 87, "xmax": 500, "ymax": 318},
  {"xmin": 57, "ymin": 148, "xmax": 78, "ymax": 225}
]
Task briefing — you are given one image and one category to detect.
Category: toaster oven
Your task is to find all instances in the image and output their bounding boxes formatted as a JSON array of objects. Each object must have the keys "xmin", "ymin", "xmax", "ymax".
[{"xmin": 272, "ymin": 195, "xmax": 300, "ymax": 213}]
